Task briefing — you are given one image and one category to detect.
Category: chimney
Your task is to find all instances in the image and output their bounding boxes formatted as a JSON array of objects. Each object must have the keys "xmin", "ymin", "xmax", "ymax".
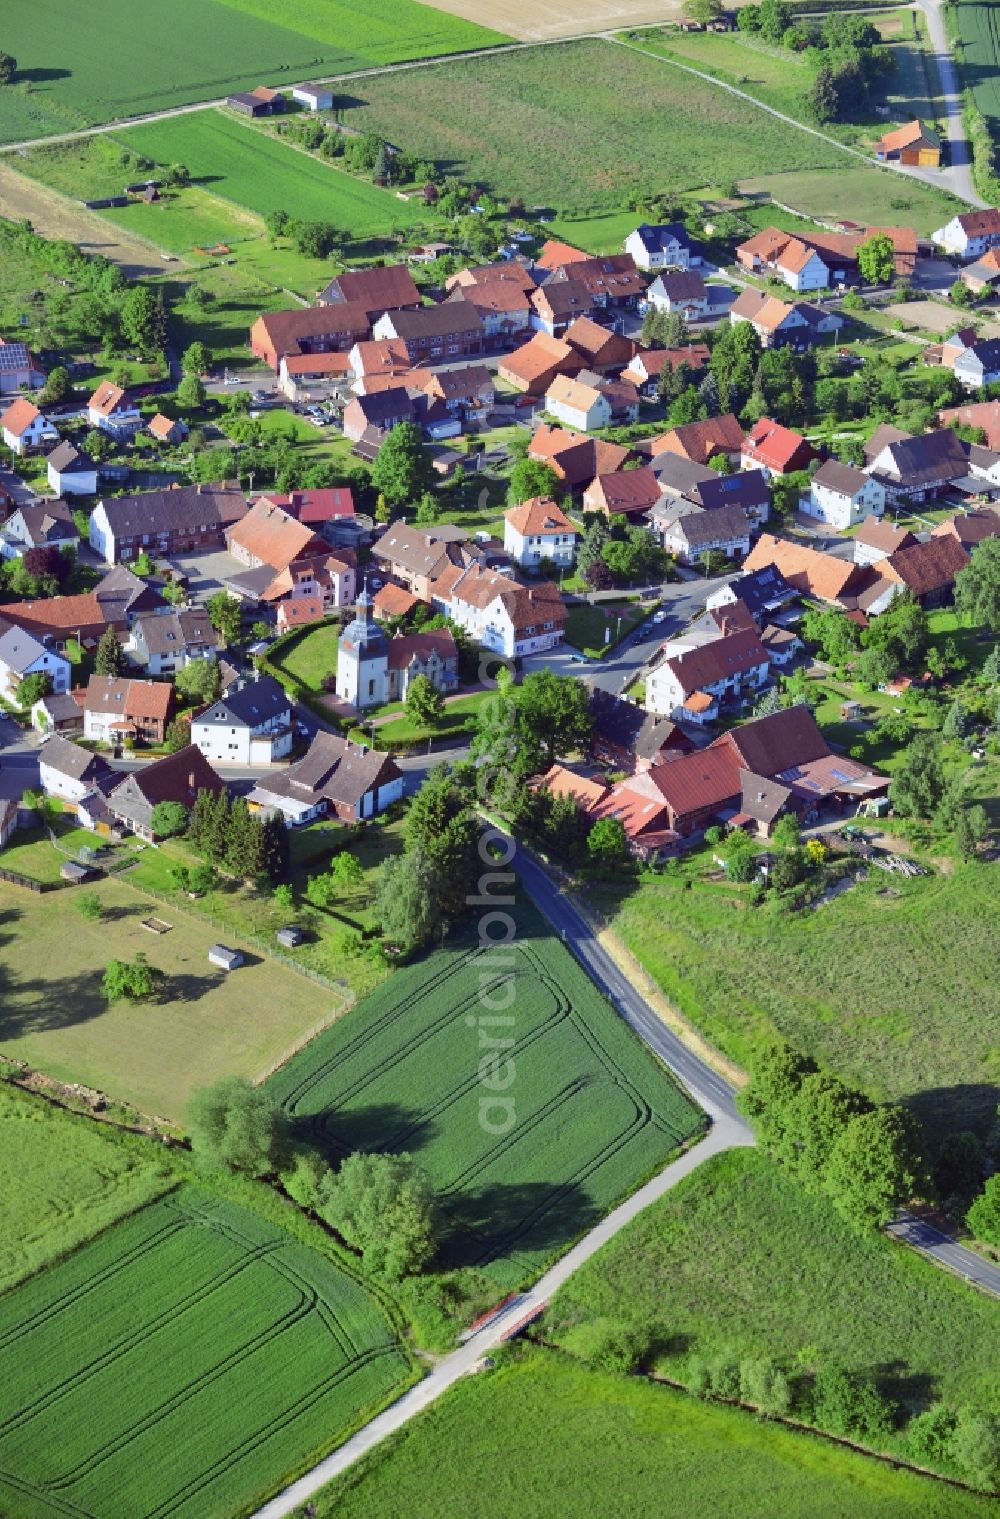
[{"xmin": 188, "ymin": 771, "xmax": 197, "ymax": 791}]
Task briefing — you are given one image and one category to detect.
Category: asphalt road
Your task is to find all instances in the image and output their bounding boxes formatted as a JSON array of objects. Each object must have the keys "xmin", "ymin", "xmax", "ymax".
[{"xmin": 888, "ymin": 1211, "xmax": 1000, "ymax": 1299}]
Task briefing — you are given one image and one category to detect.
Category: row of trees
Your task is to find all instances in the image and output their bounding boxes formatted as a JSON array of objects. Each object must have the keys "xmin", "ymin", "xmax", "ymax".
[{"xmin": 186, "ymin": 789, "xmax": 289, "ymax": 882}]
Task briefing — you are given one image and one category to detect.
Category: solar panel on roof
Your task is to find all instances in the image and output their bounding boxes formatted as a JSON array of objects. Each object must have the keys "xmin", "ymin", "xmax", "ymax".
[{"xmin": 0, "ymin": 344, "xmax": 31, "ymax": 370}]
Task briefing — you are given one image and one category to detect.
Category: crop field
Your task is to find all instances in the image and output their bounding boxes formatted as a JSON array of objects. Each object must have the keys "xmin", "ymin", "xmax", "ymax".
[
  {"xmin": 592, "ymin": 856, "xmax": 1000, "ymax": 1144},
  {"xmin": 0, "ymin": 1080, "xmax": 172, "ymax": 1295},
  {"xmin": 266, "ymin": 913, "xmax": 702, "ymax": 1285},
  {"xmin": 0, "ymin": 0, "xmax": 508, "ymax": 145},
  {"xmin": 115, "ymin": 112, "xmax": 424, "ymax": 244},
  {"xmin": 426, "ymin": 0, "xmax": 688, "ymax": 41},
  {"xmin": 0, "ymin": 879, "xmax": 335, "ymax": 1121},
  {"xmin": 0, "ymin": 1186, "xmax": 409, "ymax": 1519},
  {"xmin": 549, "ymin": 1150, "xmax": 1000, "ymax": 1415},
  {"xmin": 957, "ymin": 2, "xmax": 1000, "ymax": 142},
  {"xmin": 315, "ymin": 1351, "xmax": 997, "ymax": 1519}
]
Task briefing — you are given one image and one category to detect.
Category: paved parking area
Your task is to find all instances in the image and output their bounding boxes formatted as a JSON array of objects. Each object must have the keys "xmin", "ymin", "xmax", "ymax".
[{"xmin": 162, "ymin": 547, "xmax": 247, "ymax": 602}]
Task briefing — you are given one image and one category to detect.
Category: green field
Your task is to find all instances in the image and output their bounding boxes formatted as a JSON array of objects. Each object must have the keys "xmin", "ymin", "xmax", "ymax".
[
  {"xmin": 0, "ymin": 0, "xmax": 508, "ymax": 144},
  {"xmin": 0, "ymin": 1080, "xmax": 172, "ymax": 1294},
  {"xmin": 0, "ymin": 877, "xmax": 340, "ymax": 1121},
  {"xmin": 740, "ymin": 164, "xmax": 961, "ymax": 236},
  {"xmin": 564, "ymin": 601, "xmax": 646, "ymax": 658},
  {"xmin": 593, "ymin": 856, "xmax": 1000, "ymax": 1144},
  {"xmin": 549, "ymin": 1149, "xmax": 1000, "ymax": 1418},
  {"xmin": 265, "ymin": 910, "xmax": 702, "ymax": 1285},
  {"xmin": 0, "ymin": 1185, "xmax": 409, "ymax": 1519},
  {"xmin": 957, "ymin": 1, "xmax": 1000, "ymax": 144},
  {"xmin": 117, "ymin": 112, "xmax": 425, "ymax": 242},
  {"xmin": 340, "ymin": 37, "xmax": 962, "ymax": 227},
  {"xmin": 315, "ymin": 1350, "xmax": 997, "ymax": 1519}
]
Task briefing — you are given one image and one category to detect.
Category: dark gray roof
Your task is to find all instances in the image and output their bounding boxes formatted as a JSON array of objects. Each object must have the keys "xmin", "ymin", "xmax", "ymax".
[
  {"xmin": 812, "ymin": 459, "xmax": 870, "ymax": 496},
  {"xmin": 98, "ymin": 484, "xmax": 247, "ymax": 538},
  {"xmin": 663, "ymin": 503, "xmax": 753, "ymax": 546},
  {"xmin": 739, "ymin": 767, "xmax": 792, "ymax": 825},
  {"xmin": 588, "ymin": 688, "xmax": 682, "ymax": 761},
  {"xmin": 651, "ymin": 453, "xmax": 718, "ymax": 496},
  {"xmin": 46, "ymin": 441, "xmax": 92, "ymax": 473},
  {"xmin": 648, "ymin": 272, "xmax": 706, "ymax": 302},
  {"xmin": 8, "ymin": 499, "xmax": 78, "ymax": 545},
  {"xmin": 259, "ymin": 730, "xmax": 399, "ymax": 809},
  {"xmin": 134, "ymin": 609, "xmax": 218, "ymax": 658},
  {"xmin": 196, "ymin": 674, "xmax": 288, "ymax": 729},
  {"xmin": 0, "ymin": 343, "xmax": 34, "ymax": 372},
  {"xmin": 722, "ymin": 565, "xmax": 797, "ymax": 616},
  {"xmin": 94, "ymin": 565, "xmax": 166, "ymax": 622},
  {"xmin": 631, "ymin": 222, "xmax": 693, "ymax": 252},
  {"xmin": 0, "ymin": 618, "xmax": 49, "ymax": 674},
  {"xmin": 963, "ymin": 338, "xmax": 1000, "ymax": 369},
  {"xmin": 694, "ymin": 470, "xmax": 769, "ymax": 512},
  {"xmin": 384, "ymin": 303, "xmax": 483, "ymax": 338},
  {"xmin": 872, "ymin": 428, "xmax": 969, "ymax": 485},
  {"xmin": 39, "ymin": 733, "xmax": 111, "ymax": 785}
]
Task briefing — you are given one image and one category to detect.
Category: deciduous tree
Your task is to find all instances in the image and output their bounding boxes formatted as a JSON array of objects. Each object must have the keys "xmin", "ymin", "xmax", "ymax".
[
  {"xmin": 187, "ymin": 1075, "xmax": 289, "ymax": 1176},
  {"xmin": 316, "ymin": 1151, "xmax": 438, "ymax": 1278}
]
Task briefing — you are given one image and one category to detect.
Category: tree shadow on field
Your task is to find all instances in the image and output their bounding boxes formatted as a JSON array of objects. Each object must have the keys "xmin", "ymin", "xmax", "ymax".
[
  {"xmin": 0, "ymin": 966, "xmax": 109, "ymax": 1040},
  {"xmin": 904, "ymin": 1083, "xmax": 1000, "ymax": 1151},
  {"xmin": 439, "ymin": 1177, "xmax": 595, "ymax": 1272},
  {"xmin": 16, "ymin": 68, "xmax": 72, "ymax": 84},
  {"xmin": 287, "ymin": 1100, "xmax": 437, "ymax": 1167},
  {"xmin": 869, "ymin": 1362, "xmax": 939, "ymax": 1419}
]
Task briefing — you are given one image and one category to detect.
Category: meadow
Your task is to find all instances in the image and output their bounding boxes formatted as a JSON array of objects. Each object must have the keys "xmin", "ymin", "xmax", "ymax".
[
  {"xmin": 315, "ymin": 1350, "xmax": 997, "ymax": 1519},
  {"xmin": 592, "ymin": 856, "xmax": 1000, "ymax": 1145},
  {"xmin": 265, "ymin": 910, "xmax": 702, "ymax": 1286},
  {"xmin": 548, "ymin": 1149, "xmax": 1000, "ymax": 1416},
  {"xmin": 0, "ymin": 878, "xmax": 337, "ymax": 1121},
  {"xmin": 340, "ymin": 37, "xmax": 962, "ymax": 228},
  {"xmin": 0, "ymin": 1185, "xmax": 410, "ymax": 1519},
  {"xmin": 0, "ymin": 1080, "xmax": 173, "ymax": 1294},
  {"xmin": 740, "ymin": 165, "xmax": 961, "ymax": 236},
  {"xmin": 0, "ymin": 0, "xmax": 507, "ymax": 144}
]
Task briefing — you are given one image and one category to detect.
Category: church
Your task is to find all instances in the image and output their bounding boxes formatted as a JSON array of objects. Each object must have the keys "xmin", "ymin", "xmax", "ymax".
[{"xmin": 336, "ymin": 588, "xmax": 459, "ymax": 711}]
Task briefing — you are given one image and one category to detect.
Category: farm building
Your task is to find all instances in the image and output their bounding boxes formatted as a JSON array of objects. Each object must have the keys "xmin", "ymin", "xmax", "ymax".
[
  {"xmin": 292, "ymin": 83, "xmax": 334, "ymax": 111},
  {"xmin": 209, "ymin": 944, "xmax": 244, "ymax": 970},
  {"xmin": 874, "ymin": 119, "xmax": 941, "ymax": 168},
  {"xmin": 227, "ymin": 86, "xmax": 285, "ymax": 116}
]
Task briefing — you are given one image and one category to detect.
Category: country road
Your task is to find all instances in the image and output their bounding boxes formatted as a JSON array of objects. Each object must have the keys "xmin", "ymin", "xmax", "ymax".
[{"xmin": 913, "ymin": 0, "xmax": 985, "ymax": 207}]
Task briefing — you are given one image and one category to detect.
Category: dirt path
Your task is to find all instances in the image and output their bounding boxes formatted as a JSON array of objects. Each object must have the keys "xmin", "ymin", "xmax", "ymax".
[{"xmin": 0, "ymin": 160, "xmax": 173, "ymax": 276}]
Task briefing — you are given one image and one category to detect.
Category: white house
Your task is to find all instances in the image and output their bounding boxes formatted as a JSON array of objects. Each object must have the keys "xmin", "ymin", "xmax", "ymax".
[
  {"xmin": 953, "ymin": 339, "xmax": 1000, "ymax": 391},
  {"xmin": 87, "ymin": 382, "xmax": 141, "ymax": 439},
  {"xmin": 0, "ymin": 619, "xmax": 71, "ymax": 702},
  {"xmin": 503, "ymin": 497, "xmax": 577, "ymax": 569},
  {"xmin": 247, "ymin": 731, "xmax": 403, "ymax": 825},
  {"xmin": 1, "ymin": 398, "xmax": 58, "ymax": 456},
  {"xmin": 773, "ymin": 238, "xmax": 829, "ymax": 292},
  {"xmin": 447, "ymin": 566, "xmax": 566, "ymax": 659},
  {"xmin": 128, "ymin": 608, "xmax": 218, "ymax": 676},
  {"xmin": 191, "ymin": 675, "xmax": 292, "ymax": 765},
  {"xmin": 291, "ymin": 82, "xmax": 333, "ymax": 111},
  {"xmin": 545, "ymin": 373, "xmax": 610, "ymax": 431},
  {"xmin": 803, "ymin": 459, "xmax": 886, "ymax": 530},
  {"xmin": 46, "ymin": 441, "xmax": 98, "ymax": 497},
  {"xmin": 624, "ymin": 223, "xmax": 699, "ymax": 272},
  {"xmin": 646, "ymin": 627, "xmax": 770, "ymax": 722},
  {"xmin": 645, "ymin": 272, "xmax": 709, "ymax": 318},
  {"xmin": 649, "ymin": 500, "xmax": 752, "ymax": 566},
  {"xmin": 38, "ymin": 733, "xmax": 112, "ymax": 804},
  {"xmin": 933, "ymin": 209, "xmax": 1000, "ymax": 260}
]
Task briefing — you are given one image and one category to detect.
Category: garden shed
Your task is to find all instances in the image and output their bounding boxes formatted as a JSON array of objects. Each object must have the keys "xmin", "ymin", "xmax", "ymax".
[{"xmin": 208, "ymin": 944, "xmax": 244, "ymax": 971}]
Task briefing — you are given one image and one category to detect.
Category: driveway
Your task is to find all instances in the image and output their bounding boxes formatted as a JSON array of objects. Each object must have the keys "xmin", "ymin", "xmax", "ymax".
[{"xmin": 163, "ymin": 547, "xmax": 248, "ymax": 602}]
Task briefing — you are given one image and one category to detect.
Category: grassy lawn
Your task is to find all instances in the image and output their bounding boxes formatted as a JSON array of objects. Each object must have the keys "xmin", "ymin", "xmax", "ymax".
[
  {"xmin": 268, "ymin": 619, "xmax": 338, "ymax": 694},
  {"xmin": 739, "ymin": 166, "xmax": 961, "ymax": 236},
  {"xmin": 265, "ymin": 901, "xmax": 703, "ymax": 1287},
  {"xmin": 0, "ymin": 876, "xmax": 345, "ymax": 1120},
  {"xmin": 0, "ymin": 1079, "xmax": 174, "ymax": 1294},
  {"xmin": 565, "ymin": 600, "xmax": 645, "ymax": 657},
  {"xmin": 549, "ymin": 1149, "xmax": 1000, "ymax": 1422},
  {"xmin": 0, "ymin": 1184, "xmax": 410, "ymax": 1519},
  {"xmin": 366, "ymin": 689, "xmax": 494, "ymax": 748},
  {"xmin": 590, "ymin": 850, "xmax": 1000, "ymax": 1144},
  {"xmin": 0, "ymin": 0, "xmax": 506, "ymax": 143},
  {"xmin": 314, "ymin": 1349, "xmax": 996, "ymax": 1519},
  {"xmin": 0, "ymin": 822, "xmax": 143, "ymax": 885}
]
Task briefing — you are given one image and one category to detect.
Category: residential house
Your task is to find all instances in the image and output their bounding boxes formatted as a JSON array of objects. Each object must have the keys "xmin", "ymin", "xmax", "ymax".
[
  {"xmin": 853, "ymin": 518, "xmax": 918, "ymax": 566},
  {"xmin": 706, "ymin": 564, "xmax": 797, "ymax": 621},
  {"xmin": 582, "ymin": 465, "xmax": 662, "ymax": 519},
  {"xmin": 535, "ymin": 239, "xmax": 591, "ymax": 271},
  {"xmin": 385, "ymin": 629, "xmax": 459, "ymax": 703},
  {"xmin": 128, "ymin": 608, "xmax": 218, "ymax": 675},
  {"xmin": 0, "ymin": 339, "xmax": 45, "ymax": 394},
  {"xmin": 318, "ymin": 265, "xmax": 421, "ymax": 320},
  {"xmin": 961, "ymin": 249, "xmax": 1000, "ymax": 295},
  {"xmin": 147, "ymin": 413, "xmax": 188, "ymax": 446},
  {"xmin": 546, "ymin": 254, "xmax": 646, "ymax": 309},
  {"xmin": 645, "ymin": 271, "xmax": 709, "ymax": 317},
  {"xmin": 730, "ymin": 288, "xmax": 842, "ymax": 349},
  {"xmin": 371, "ymin": 304, "xmax": 484, "ymax": 362},
  {"xmin": 865, "ymin": 535, "xmax": 970, "ymax": 612},
  {"xmin": 743, "ymin": 533, "xmax": 871, "ymax": 603},
  {"xmin": 191, "ymin": 675, "xmax": 293, "ymax": 765},
  {"xmin": 652, "ymin": 455, "xmax": 770, "ymax": 529},
  {"xmin": 448, "ymin": 567, "xmax": 566, "ymax": 658},
  {"xmin": 264, "ymin": 488, "xmax": 356, "ymax": 530},
  {"xmin": 2, "ymin": 591, "xmax": 111, "ymax": 649},
  {"xmin": 647, "ymin": 626, "xmax": 771, "ymax": 722},
  {"xmin": 588, "ymin": 687, "xmax": 689, "ymax": 773},
  {"xmin": 932, "ymin": 506, "xmax": 1000, "ymax": 551},
  {"xmin": 0, "ymin": 617, "xmax": 71, "ymax": 701},
  {"xmin": 624, "ymin": 223, "xmax": 701, "ymax": 272},
  {"xmin": 771, "ymin": 237, "xmax": 830, "ymax": 292},
  {"xmin": 89, "ymin": 483, "xmax": 248, "ymax": 563},
  {"xmin": 1, "ymin": 498, "xmax": 79, "ymax": 557},
  {"xmin": 804, "ymin": 459, "xmax": 886, "ymax": 530},
  {"xmin": 497, "ymin": 332, "xmax": 580, "ymax": 394},
  {"xmin": 291, "ymin": 83, "xmax": 334, "ymax": 111},
  {"xmin": 83, "ymin": 674, "xmax": 173, "ymax": 744},
  {"xmin": 92, "ymin": 564, "xmax": 168, "ymax": 629},
  {"xmin": 349, "ymin": 337, "xmax": 413, "ymax": 390},
  {"xmin": 87, "ymin": 382, "xmax": 140, "ymax": 439},
  {"xmin": 740, "ymin": 418, "xmax": 815, "ymax": 479},
  {"xmin": 933, "ymin": 208, "xmax": 1000, "ymax": 260},
  {"xmin": 372, "ymin": 521, "xmax": 470, "ymax": 600},
  {"xmin": 247, "ymin": 731, "xmax": 402, "ymax": 825},
  {"xmin": 422, "ymin": 365, "xmax": 495, "ymax": 416},
  {"xmin": 257, "ymin": 550, "xmax": 356, "ymax": 615},
  {"xmin": 31, "ymin": 689, "xmax": 85, "ymax": 736},
  {"xmin": 250, "ymin": 305, "xmax": 372, "ymax": 371},
  {"xmin": 865, "ymin": 427, "xmax": 969, "ymax": 506},
  {"xmin": 38, "ymin": 734, "xmax": 113, "ymax": 804},
  {"xmin": 275, "ymin": 594, "xmax": 325, "ymax": 633},
  {"xmin": 446, "ymin": 261, "xmax": 536, "ymax": 295},
  {"xmin": 343, "ymin": 388, "xmax": 420, "ymax": 445},
  {"xmin": 1, "ymin": 398, "xmax": 58, "ymax": 455},
  {"xmin": 652, "ymin": 413, "xmax": 745, "ymax": 468},
  {"xmin": 372, "ymin": 582, "xmax": 420, "ymax": 622},
  {"xmin": 528, "ymin": 425, "xmax": 630, "ymax": 492},
  {"xmin": 649, "ymin": 500, "xmax": 753, "ymax": 566},
  {"xmin": 545, "ymin": 373, "xmax": 611, "ymax": 431},
  {"xmin": 875, "ymin": 118, "xmax": 941, "ymax": 166},
  {"xmin": 563, "ymin": 317, "xmax": 635, "ymax": 375},
  {"xmin": 227, "ymin": 86, "xmax": 285, "ymax": 115},
  {"xmin": 107, "ymin": 745, "xmax": 225, "ymax": 841},
  {"xmin": 530, "ymin": 279, "xmax": 596, "ymax": 336},
  {"xmin": 621, "ymin": 344, "xmax": 710, "ymax": 400},
  {"xmin": 939, "ymin": 399, "xmax": 1000, "ymax": 448},
  {"xmin": 447, "ymin": 280, "xmax": 533, "ymax": 342},
  {"xmin": 954, "ymin": 338, "xmax": 1000, "ymax": 390},
  {"xmin": 503, "ymin": 497, "xmax": 577, "ymax": 569},
  {"xmin": 278, "ymin": 350, "xmax": 353, "ymax": 401},
  {"xmin": 225, "ymin": 496, "xmax": 325, "ymax": 573},
  {"xmin": 46, "ymin": 441, "xmax": 97, "ymax": 497},
  {"xmin": 579, "ymin": 371, "xmax": 639, "ymax": 424}
]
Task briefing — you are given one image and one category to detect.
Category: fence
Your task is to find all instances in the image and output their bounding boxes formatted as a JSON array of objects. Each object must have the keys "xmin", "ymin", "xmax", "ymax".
[{"xmin": 0, "ymin": 867, "xmax": 53, "ymax": 893}]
